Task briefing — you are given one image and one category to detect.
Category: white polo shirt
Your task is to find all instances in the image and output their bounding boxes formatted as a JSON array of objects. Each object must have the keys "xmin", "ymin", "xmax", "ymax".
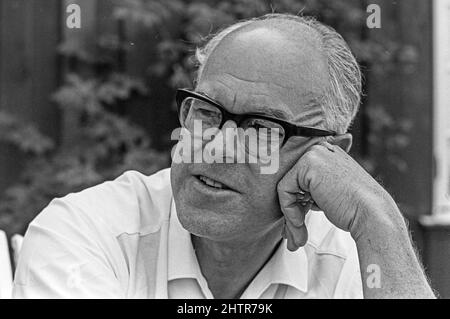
[{"xmin": 13, "ymin": 168, "xmax": 363, "ymax": 299}]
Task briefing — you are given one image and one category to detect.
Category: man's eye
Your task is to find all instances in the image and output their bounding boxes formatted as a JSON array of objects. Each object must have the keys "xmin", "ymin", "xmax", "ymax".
[
  {"xmin": 251, "ymin": 123, "xmax": 270, "ymax": 130},
  {"xmin": 258, "ymin": 129, "xmax": 275, "ymax": 140},
  {"xmin": 198, "ymin": 108, "xmax": 216, "ymax": 116},
  {"xmin": 247, "ymin": 119, "xmax": 271, "ymax": 130},
  {"xmin": 193, "ymin": 107, "xmax": 216, "ymax": 118},
  {"xmin": 250, "ymin": 122, "xmax": 285, "ymax": 141}
]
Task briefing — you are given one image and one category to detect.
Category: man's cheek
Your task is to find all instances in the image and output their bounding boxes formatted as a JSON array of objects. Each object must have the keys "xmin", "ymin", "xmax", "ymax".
[
  {"xmin": 260, "ymin": 158, "xmax": 279, "ymax": 175},
  {"xmin": 170, "ymin": 164, "xmax": 190, "ymax": 196},
  {"xmin": 249, "ymin": 182, "xmax": 280, "ymax": 212}
]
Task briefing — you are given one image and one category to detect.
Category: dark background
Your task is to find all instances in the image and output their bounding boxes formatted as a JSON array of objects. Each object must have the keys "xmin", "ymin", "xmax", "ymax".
[{"xmin": 0, "ymin": 0, "xmax": 447, "ymax": 297}]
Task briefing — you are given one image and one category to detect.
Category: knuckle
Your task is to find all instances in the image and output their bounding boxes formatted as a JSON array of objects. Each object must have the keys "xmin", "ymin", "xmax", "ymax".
[
  {"xmin": 277, "ymin": 180, "xmax": 283, "ymax": 192},
  {"xmin": 277, "ymin": 171, "xmax": 295, "ymax": 193},
  {"xmin": 302, "ymin": 150, "xmax": 318, "ymax": 164},
  {"xmin": 277, "ymin": 179, "xmax": 287, "ymax": 193},
  {"xmin": 304, "ymin": 145, "xmax": 325, "ymax": 162}
]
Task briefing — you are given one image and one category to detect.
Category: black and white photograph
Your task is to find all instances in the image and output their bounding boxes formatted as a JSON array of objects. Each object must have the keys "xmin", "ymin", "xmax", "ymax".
[{"xmin": 0, "ymin": 0, "xmax": 449, "ymax": 303}]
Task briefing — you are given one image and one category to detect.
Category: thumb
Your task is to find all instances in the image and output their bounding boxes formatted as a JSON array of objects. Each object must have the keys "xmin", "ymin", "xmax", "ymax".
[{"xmin": 280, "ymin": 136, "xmax": 325, "ymax": 169}]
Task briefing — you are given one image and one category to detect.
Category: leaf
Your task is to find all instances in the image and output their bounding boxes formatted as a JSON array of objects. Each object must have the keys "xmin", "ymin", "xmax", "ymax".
[
  {"xmin": 0, "ymin": 111, "xmax": 54, "ymax": 154},
  {"xmin": 97, "ymin": 73, "xmax": 148, "ymax": 104}
]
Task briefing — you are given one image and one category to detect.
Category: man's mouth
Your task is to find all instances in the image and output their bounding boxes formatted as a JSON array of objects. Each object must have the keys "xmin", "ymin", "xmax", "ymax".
[{"xmin": 196, "ymin": 175, "xmax": 231, "ymax": 190}]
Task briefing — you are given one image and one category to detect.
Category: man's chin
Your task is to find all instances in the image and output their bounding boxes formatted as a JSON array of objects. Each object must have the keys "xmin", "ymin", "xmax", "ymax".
[{"xmin": 176, "ymin": 205, "xmax": 247, "ymax": 241}]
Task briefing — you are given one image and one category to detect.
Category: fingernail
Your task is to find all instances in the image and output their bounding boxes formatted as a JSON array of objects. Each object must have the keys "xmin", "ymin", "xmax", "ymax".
[
  {"xmin": 287, "ymin": 239, "xmax": 294, "ymax": 251},
  {"xmin": 297, "ymin": 194, "xmax": 306, "ymax": 200},
  {"xmin": 288, "ymin": 240, "xmax": 297, "ymax": 252},
  {"xmin": 325, "ymin": 143, "xmax": 335, "ymax": 152}
]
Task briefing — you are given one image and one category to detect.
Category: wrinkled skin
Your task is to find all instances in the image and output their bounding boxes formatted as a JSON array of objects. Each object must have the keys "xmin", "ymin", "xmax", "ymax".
[
  {"xmin": 171, "ymin": 22, "xmax": 334, "ymax": 243},
  {"xmin": 170, "ymin": 19, "xmax": 434, "ymax": 299},
  {"xmin": 170, "ymin": 20, "xmax": 351, "ymax": 298}
]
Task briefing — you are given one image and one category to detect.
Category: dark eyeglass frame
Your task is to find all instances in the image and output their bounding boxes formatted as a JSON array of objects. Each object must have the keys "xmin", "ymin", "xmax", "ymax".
[{"xmin": 176, "ymin": 88, "xmax": 336, "ymax": 146}]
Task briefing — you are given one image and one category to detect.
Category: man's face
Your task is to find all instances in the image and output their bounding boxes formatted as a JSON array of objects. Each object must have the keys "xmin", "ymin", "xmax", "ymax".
[{"xmin": 171, "ymin": 22, "xmax": 330, "ymax": 242}]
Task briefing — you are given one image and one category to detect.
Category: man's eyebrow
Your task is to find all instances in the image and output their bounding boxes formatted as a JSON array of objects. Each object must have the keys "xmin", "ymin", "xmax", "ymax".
[
  {"xmin": 205, "ymin": 91, "xmax": 292, "ymax": 120},
  {"xmin": 199, "ymin": 86, "xmax": 293, "ymax": 120},
  {"xmin": 251, "ymin": 106, "xmax": 291, "ymax": 120}
]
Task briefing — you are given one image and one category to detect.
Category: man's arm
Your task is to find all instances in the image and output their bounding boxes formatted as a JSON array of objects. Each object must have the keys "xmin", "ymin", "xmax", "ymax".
[
  {"xmin": 353, "ymin": 196, "xmax": 435, "ymax": 298},
  {"xmin": 277, "ymin": 140, "xmax": 435, "ymax": 298}
]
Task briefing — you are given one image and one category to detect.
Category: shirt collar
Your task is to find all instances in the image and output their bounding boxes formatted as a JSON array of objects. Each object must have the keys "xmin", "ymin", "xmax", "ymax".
[
  {"xmin": 240, "ymin": 239, "xmax": 308, "ymax": 298},
  {"xmin": 167, "ymin": 200, "xmax": 308, "ymax": 298},
  {"xmin": 168, "ymin": 200, "xmax": 203, "ymax": 281}
]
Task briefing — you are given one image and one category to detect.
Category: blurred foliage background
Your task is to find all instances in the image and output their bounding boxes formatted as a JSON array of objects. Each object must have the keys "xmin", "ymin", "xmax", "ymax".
[{"xmin": 0, "ymin": 0, "xmax": 432, "ymax": 236}]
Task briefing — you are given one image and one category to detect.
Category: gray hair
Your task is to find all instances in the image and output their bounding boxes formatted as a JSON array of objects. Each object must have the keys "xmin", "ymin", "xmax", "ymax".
[{"xmin": 194, "ymin": 13, "xmax": 362, "ymax": 134}]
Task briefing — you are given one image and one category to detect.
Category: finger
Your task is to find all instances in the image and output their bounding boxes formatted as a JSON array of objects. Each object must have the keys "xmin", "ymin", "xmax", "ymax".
[
  {"xmin": 296, "ymin": 191, "xmax": 311, "ymax": 202},
  {"xmin": 298, "ymin": 193, "xmax": 317, "ymax": 207},
  {"xmin": 285, "ymin": 217, "xmax": 308, "ymax": 247},
  {"xmin": 277, "ymin": 150, "xmax": 310, "ymax": 195},
  {"xmin": 278, "ymin": 177, "xmax": 314, "ymax": 227},
  {"xmin": 281, "ymin": 222, "xmax": 287, "ymax": 239},
  {"xmin": 279, "ymin": 191, "xmax": 305, "ymax": 227},
  {"xmin": 285, "ymin": 224, "xmax": 298, "ymax": 251},
  {"xmin": 282, "ymin": 136, "xmax": 325, "ymax": 160},
  {"xmin": 277, "ymin": 137, "xmax": 325, "ymax": 225},
  {"xmin": 317, "ymin": 140, "xmax": 336, "ymax": 153},
  {"xmin": 298, "ymin": 224, "xmax": 308, "ymax": 247},
  {"xmin": 285, "ymin": 222, "xmax": 308, "ymax": 251},
  {"xmin": 297, "ymin": 192, "xmax": 321, "ymax": 213}
]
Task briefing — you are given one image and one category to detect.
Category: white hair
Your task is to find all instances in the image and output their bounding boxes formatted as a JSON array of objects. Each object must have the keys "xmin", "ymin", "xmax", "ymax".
[{"xmin": 194, "ymin": 13, "xmax": 362, "ymax": 134}]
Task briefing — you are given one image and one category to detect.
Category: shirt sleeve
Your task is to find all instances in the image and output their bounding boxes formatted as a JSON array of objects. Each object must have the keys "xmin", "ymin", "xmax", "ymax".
[{"xmin": 12, "ymin": 198, "xmax": 125, "ymax": 299}]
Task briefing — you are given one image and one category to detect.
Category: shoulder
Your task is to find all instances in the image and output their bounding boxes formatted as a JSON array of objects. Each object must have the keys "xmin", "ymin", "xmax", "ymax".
[{"xmin": 31, "ymin": 168, "xmax": 173, "ymax": 237}]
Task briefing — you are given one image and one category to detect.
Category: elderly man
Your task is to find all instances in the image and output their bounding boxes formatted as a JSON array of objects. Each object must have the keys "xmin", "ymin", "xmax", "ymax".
[{"xmin": 13, "ymin": 14, "xmax": 434, "ymax": 299}]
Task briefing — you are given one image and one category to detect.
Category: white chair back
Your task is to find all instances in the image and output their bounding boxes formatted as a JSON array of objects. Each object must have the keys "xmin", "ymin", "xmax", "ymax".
[
  {"xmin": 0, "ymin": 230, "xmax": 13, "ymax": 299},
  {"xmin": 11, "ymin": 234, "xmax": 24, "ymax": 267}
]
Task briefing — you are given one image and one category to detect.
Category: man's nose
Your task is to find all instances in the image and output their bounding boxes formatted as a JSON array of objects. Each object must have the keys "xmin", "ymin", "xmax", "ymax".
[{"xmin": 204, "ymin": 120, "xmax": 245, "ymax": 163}]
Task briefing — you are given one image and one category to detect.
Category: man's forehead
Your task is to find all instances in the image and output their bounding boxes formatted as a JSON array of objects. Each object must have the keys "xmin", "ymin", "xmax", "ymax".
[
  {"xmin": 197, "ymin": 75, "xmax": 295, "ymax": 119},
  {"xmin": 197, "ymin": 20, "xmax": 328, "ymax": 126},
  {"xmin": 201, "ymin": 20, "xmax": 328, "ymax": 87}
]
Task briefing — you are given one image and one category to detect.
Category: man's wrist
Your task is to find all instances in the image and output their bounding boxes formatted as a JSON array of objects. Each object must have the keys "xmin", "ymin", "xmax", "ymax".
[{"xmin": 350, "ymin": 189, "xmax": 406, "ymax": 242}]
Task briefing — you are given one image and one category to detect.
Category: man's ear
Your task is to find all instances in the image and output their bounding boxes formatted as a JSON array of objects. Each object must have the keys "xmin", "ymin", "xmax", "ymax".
[{"xmin": 328, "ymin": 133, "xmax": 353, "ymax": 153}]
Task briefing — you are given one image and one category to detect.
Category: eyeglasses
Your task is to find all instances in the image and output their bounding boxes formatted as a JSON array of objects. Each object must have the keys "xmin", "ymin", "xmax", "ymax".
[{"xmin": 176, "ymin": 89, "xmax": 336, "ymax": 148}]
